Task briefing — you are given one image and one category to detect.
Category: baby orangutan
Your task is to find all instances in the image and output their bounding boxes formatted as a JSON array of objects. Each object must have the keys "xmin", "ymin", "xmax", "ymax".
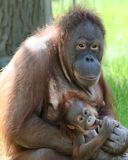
[
  {"xmin": 13, "ymin": 91, "xmax": 124, "ymax": 160},
  {"xmin": 56, "ymin": 91, "xmax": 118, "ymax": 160}
]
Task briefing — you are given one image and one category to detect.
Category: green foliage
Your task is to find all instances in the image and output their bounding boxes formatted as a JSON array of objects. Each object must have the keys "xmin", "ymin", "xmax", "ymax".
[
  {"xmin": 103, "ymin": 56, "xmax": 128, "ymax": 127},
  {"xmin": 52, "ymin": 0, "xmax": 128, "ymax": 126}
]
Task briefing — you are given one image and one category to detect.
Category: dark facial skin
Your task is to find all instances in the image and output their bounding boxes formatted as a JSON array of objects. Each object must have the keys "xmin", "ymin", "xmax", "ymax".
[
  {"xmin": 0, "ymin": 7, "xmax": 128, "ymax": 160},
  {"xmin": 65, "ymin": 99, "xmax": 98, "ymax": 130},
  {"xmin": 63, "ymin": 98, "xmax": 119, "ymax": 160},
  {"xmin": 67, "ymin": 20, "xmax": 104, "ymax": 87}
]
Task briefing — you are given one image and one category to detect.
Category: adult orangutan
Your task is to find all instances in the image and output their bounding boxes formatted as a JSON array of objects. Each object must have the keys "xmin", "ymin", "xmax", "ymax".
[{"xmin": 0, "ymin": 7, "xmax": 128, "ymax": 160}]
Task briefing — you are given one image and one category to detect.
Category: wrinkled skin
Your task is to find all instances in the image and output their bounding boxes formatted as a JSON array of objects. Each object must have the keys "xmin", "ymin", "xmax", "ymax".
[
  {"xmin": 0, "ymin": 7, "xmax": 128, "ymax": 160},
  {"xmin": 102, "ymin": 122, "xmax": 128, "ymax": 155},
  {"xmin": 92, "ymin": 120, "xmax": 128, "ymax": 160},
  {"xmin": 63, "ymin": 12, "xmax": 128, "ymax": 157},
  {"xmin": 66, "ymin": 20, "xmax": 104, "ymax": 87},
  {"xmin": 61, "ymin": 95, "xmax": 120, "ymax": 160}
]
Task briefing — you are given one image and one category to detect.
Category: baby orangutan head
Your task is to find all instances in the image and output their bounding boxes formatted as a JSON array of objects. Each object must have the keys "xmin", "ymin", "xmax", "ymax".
[{"xmin": 59, "ymin": 91, "xmax": 101, "ymax": 133}]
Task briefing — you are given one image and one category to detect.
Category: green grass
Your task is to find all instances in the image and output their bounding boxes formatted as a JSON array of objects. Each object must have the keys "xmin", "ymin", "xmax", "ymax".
[
  {"xmin": 52, "ymin": 0, "xmax": 128, "ymax": 127},
  {"xmin": 103, "ymin": 56, "xmax": 128, "ymax": 126}
]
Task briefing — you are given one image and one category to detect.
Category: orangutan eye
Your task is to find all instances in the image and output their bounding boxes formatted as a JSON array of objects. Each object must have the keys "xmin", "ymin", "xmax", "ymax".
[
  {"xmin": 84, "ymin": 109, "xmax": 88, "ymax": 115},
  {"xmin": 77, "ymin": 115, "xmax": 84, "ymax": 122},
  {"xmin": 90, "ymin": 42, "xmax": 99, "ymax": 51},
  {"xmin": 76, "ymin": 40, "xmax": 87, "ymax": 50}
]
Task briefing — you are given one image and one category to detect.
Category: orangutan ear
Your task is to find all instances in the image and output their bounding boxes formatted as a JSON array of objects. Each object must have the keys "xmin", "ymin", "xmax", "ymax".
[{"xmin": 67, "ymin": 124, "xmax": 75, "ymax": 130}]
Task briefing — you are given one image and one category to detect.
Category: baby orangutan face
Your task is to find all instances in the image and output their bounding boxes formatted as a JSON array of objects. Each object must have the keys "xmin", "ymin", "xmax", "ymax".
[{"xmin": 64, "ymin": 99, "xmax": 98, "ymax": 131}]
